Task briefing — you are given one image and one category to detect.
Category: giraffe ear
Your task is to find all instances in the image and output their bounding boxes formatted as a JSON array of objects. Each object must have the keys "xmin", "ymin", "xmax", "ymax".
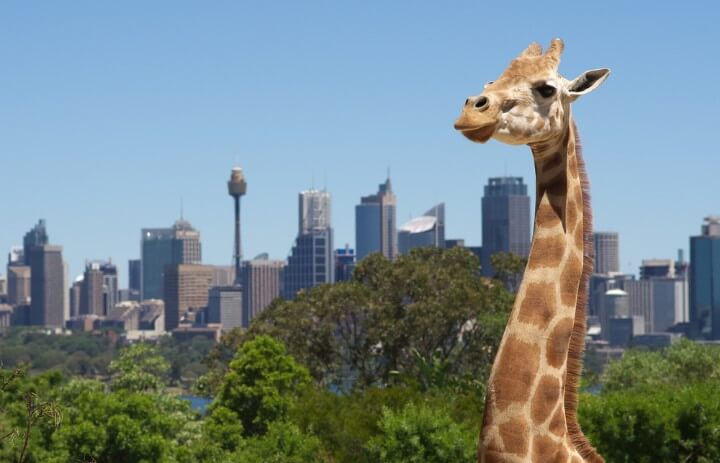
[{"xmin": 567, "ymin": 68, "xmax": 610, "ymax": 101}]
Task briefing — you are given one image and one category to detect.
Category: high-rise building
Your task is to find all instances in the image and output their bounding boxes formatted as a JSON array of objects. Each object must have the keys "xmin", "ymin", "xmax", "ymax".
[
  {"xmin": 284, "ymin": 190, "xmax": 334, "ymax": 299},
  {"xmin": 7, "ymin": 265, "xmax": 31, "ymax": 306},
  {"xmin": 481, "ymin": 177, "xmax": 531, "ymax": 276},
  {"xmin": 79, "ymin": 261, "xmax": 118, "ymax": 316},
  {"xmin": 398, "ymin": 203, "xmax": 446, "ymax": 255},
  {"xmin": 593, "ymin": 232, "xmax": 620, "ymax": 274},
  {"xmin": 242, "ymin": 255, "xmax": 285, "ymax": 324},
  {"xmin": 23, "ymin": 220, "xmax": 48, "ymax": 266},
  {"xmin": 208, "ymin": 286, "xmax": 243, "ymax": 331},
  {"xmin": 163, "ymin": 264, "xmax": 214, "ymax": 331},
  {"xmin": 29, "ymin": 245, "xmax": 65, "ymax": 327},
  {"xmin": 80, "ymin": 263, "xmax": 104, "ymax": 316},
  {"xmin": 128, "ymin": 259, "xmax": 141, "ymax": 298},
  {"xmin": 8, "ymin": 247, "xmax": 24, "ymax": 267},
  {"xmin": 335, "ymin": 246, "xmax": 356, "ymax": 282},
  {"xmin": 70, "ymin": 276, "xmax": 82, "ymax": 317},
  {"xmin": 0, "ymin": 274, "xmax": 6, "ymax": 302},
  {"xmin": 141, "ymin": 219, "xmax": 202, "ymax": 300},
  {"xmin": 355, "ymin": 177, "xmax": 397, "ymax": 261},
  {"xmin": 690, "ymin": 216, "xmax": 720, "ymax": 339}
]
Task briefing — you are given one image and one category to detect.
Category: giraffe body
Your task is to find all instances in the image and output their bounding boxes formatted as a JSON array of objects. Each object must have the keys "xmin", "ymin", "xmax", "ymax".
[{"xmin": 454, "ymin": 40, "xmax": 609, "ymax": 463}]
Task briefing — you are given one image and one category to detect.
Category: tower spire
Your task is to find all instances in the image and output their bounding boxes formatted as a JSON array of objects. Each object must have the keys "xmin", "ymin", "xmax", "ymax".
[{"xmin": 228, "ymin": 166, "xmax": 247, "ymax": 285}]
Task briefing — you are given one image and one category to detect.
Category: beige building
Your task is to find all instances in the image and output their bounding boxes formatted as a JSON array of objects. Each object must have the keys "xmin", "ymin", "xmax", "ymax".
[
  {"xmin": 163, "ymin": 264, "xmax": 214, "ymax": 331},
  {"xmin": 7, "ymin": 265, "xmax": 31, "ymax": 306},
  {"xmin": 242, "ymin": 256, "xmax": 285, "ymax": 325}
]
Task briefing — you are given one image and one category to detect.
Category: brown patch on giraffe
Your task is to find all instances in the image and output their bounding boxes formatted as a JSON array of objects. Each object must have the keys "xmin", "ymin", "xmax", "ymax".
[
  {"xmin": 534, "ymin": 119, "xmax": 546, "ymax": 130},
  {"xmin": 543, "ymin": 152, "xmax": 564, "ymax": 171},
  {"xmin": 531, "ymin": 375, "xmax": 561, "ymax": 425},
  {"xmin": 546, "ymin": 317, "xmax": 574, "ymax": 369},
  {"xmin": 549, "ymin": 404, "xmax": 566, "ymax": 436},
  {"xmin": 518, "ymin": 282, "xmax": 555, "ymax": 327},
  {"xmin": 536, "ymin": 200, "xmax": 561, "ymax": 229},
  {"xmin": 527, "ymin": 234, "xmax": 565, "ymax": 269},
  {"xmin": 499, "ymin": 415, "xmax": 529, "ymax": 455},
  {"xmin": 532, "ymin": 435, "xmax": 569, "ymax": 463},
  {"xmin": 560, "ymin": 253, "xmax": 583, "ymax": 307},
  {"xmin": 492, "ymin": 336, "xmax": 540, "ymax": 409},
  {"xmin": 571, "ymin": 456, "xmax": 583, "ymax": 463}
]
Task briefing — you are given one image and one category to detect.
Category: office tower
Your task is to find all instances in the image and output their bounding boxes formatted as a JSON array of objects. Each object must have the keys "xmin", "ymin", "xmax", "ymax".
[
  {"xmin": 7, "ymin": 265, "xmax": 31, "ymax": 306},
  {"xmin": 481, "ymin": 177, "xmax": 531, "ymax": 276},
  {"xmin": 23, "ymin": 220, "xmax": 48, "ymax": 265},
  {"xmin": 80, "ymin": 263, "xmax": 104, "ymax": 315},
  {"xmin": 335, "ymin": 246, "xmax": 356, "ymax": 282},
  {"xmin": 228, "ymin": 167, "xmax": 247, "ymax": 285},
  {"xmin": 593, "ymin": 232, "xmax": 620, "ymax": 274},
  {"xmin": 29, "ymin": 245, "xmax": 64, "ymax": 327},
  {"xmin": 640, "ymin": 259, "xmax": 675, "ymax": 279},
  {"xmin": 141, "ymin": 218, "xmax": 202, "ymax": 300},
  {"xmin": 128, "ymin": 259, "xmax": 141, "ymax": 298},
  {"xmin": 211, "ymin": 266, "xmax": 236, "ymax": 287},
  {"xmin": 444, "ymin": 239, "xmax": 466, "ymax": 248},
  {"xmin": 8, "ymin": 247, "xmax": 24, "ymax": 267},
  {"xmin": 355, "ymin": 177, "xmax": 397, "ymax": 261},
  {"xmin": 242, "ymin": 255, "xmax": 285, "ymax": 325},
  {"xmin": 208, "ymin": 286, "xmax": 243, "ymax": 330},
  {"xmin": 163, "ymin": 264, "xmax": 214, "ymax": 331},
  {"xmin": 284, "ymin": 190, "xmax": 334, "ymax": 299},
  {"xmin": 599, "ymin": 288, "xmax": 629, "ymax": 340},
  {"xmin": 690, "ymin": 216, "xmax": 720, "ymax": 339},
  {"xmin": 0, "ymin": 275, "xmax": 6, "ymax": 302},
  {"xmin": 299, "ymin": 189, "xmax": 331, "ymax": 233},
  {"xmin": 70, "ymin": 276, "xmax": 82, "ymax": 317},
  {"xmin": 100, "ymin": 262, "xmax": 118, "ymax": 314},
  {"xmin": 398, "ymin": 203, "xmax": 446, "ymax": 255}
]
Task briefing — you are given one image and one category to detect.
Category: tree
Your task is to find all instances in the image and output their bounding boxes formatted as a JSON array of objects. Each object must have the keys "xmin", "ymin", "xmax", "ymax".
[
  {"xmin": 233, "ymin": 421, "xmax": 326, "ymax": 463},
  {"xmin": 108, "ymin": 343, "xmax": 169, "ymax": 393},
  {"xmin": 211, "ymin": 336, "xmax": 311, "ymax": 437},
  {"xmin": 366, "ymin": 402, "xmax": 476, "ymax": 463},
  {"xmin": 246, "ymin": 247, "xmax": 513, "ymax": 391}
]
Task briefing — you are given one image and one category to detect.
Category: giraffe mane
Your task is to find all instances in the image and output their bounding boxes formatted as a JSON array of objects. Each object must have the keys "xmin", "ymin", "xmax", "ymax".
[{"xmin": 564, "ymin": 121, "xmax": 604, "ymax": 463}]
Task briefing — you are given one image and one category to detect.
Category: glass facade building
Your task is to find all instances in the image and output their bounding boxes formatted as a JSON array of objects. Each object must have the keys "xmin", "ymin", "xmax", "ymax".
[
  {"xmin": 397, "ymin": 203, "xmax": 445, "ymax": 255},
  {"xmin": 355, "ymin": 178, "xmax": 397, "ymax": 261},
  {"xmin": 690, "ymin": 217, "xmax": 720, "ymax": 339},
  {"xmin": 481, "ymin": 177, "xmax": 531, "ymax": 277},
  {"xmin": 284, "ymin": 190, "xmax": 334, "ymax": 299}
]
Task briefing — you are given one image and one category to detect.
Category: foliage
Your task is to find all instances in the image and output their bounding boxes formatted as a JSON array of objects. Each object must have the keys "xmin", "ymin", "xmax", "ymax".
[
  {"xmin": 211, "ymin": 335, "xmax": 311, "ymax": 437},
  {"xmin": 580, "ymin": 383, "xmax": 720, "ymax": 463},
  {"xmin": 233, "ymin": 421, "xmax": 326, "ymax": 463},
  {"xmin": 246, "ymin": 247, "xmax": 512, "ymax": 391},
  {"xmin": 108, "ymin": 343, "xmax": 169, "ymax": 393},
  {"xmin": 601, "ymin": 338, "xmax": 720, "ymax": 392},
  {"xmin": 366, "ymin": 402, "xmax": 476, "ymax": 463},
  {"xmin": 490, "ymin": 251, "xmax": 527, "ymax": 292},
  {"xmin": 194, "ymin": 327, "xmax": 245, "ymax": 397},
  {"xmin": 45, "ymin": 378, "xmax": 198, "ymax": 463}
]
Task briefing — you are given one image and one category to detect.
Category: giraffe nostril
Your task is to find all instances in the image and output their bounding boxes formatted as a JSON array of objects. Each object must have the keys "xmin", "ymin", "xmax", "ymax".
[
  {"xmin": 474, "ymin": 96, "xmax": 489, "ymax": 110},
  {"xmin": 465, "ymin": 98, "xmax": 470, "ymax": 106}
]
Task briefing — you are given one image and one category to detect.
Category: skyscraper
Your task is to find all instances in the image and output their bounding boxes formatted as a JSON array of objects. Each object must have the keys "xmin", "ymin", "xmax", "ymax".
[
  {"xmin": 163, "ymin": 264, "xmax": 214, "ymax": 331},
  {"xmin": 141, "ymin": 219, "xmax": 202, "ymax": 300},
  {"xmin": 355, "ymin": 177, "xmax": 397, "ymax": 261},
  {"xmin": 242, "ymin": 255, "xmax": 285, "ymax": 325},
  {"xmin": 29, "ymin": 245, "xmax": 65, "ymax": 327},
  {"xmin": 593, "ymin": 232, "xmax": 620, "ymax": 274},
  {"xmin": 481, "ymin": 177, "xmax": 531, "ymax": 276},
  {"xmin": 80, "ymin": 263, "xmax": 104, "ymax": 316},
  {"xmin": 335, "ymin": 246, "xmax": 356, "ymax": 282},
  {"xmin": 284, "ymin": 190, "xmax": 334, "ymax": 299},
  {"xmin": 128, "ymin": 259, "xmax": 141, "ymax": 298},
  {"xmin": 23, "ymin": 220, "xmax": 48, "ymax": 266},
  {"xmin": 690, "ymin": 216, "xmax": 720, "ymax": 339},
  {"xmin": 398, "ymin": 203, "xmax": 446, "ymax": 255},
  {"xmin": 7, "ymin": 265, "xmax": 31, "ymax": 306}
]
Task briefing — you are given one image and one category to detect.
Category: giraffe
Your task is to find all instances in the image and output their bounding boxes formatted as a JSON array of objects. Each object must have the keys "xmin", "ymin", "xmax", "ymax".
[{"xmin": 454, "ymin": 39, "xmax": 609, "ymax": 463}]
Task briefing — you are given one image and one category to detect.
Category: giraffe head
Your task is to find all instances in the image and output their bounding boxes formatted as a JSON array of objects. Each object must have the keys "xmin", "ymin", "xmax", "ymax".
[{"xmin": 454, "ymin": 39, "xmax": 609, "ymax": 146}]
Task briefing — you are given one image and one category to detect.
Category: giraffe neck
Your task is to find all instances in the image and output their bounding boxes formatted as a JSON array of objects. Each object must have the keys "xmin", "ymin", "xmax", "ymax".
[{"xmin": 479, "ymin": 116, "xmax": 601, "ymax": 462}]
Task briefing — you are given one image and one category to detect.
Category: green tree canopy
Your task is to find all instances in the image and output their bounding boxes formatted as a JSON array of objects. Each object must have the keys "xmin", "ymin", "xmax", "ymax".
[
  {"xmin": 211, "ymin": 336, "xmax": 311, "ymax": 437},
  {"xmin": 108, "ymin": 343, "xmax": 170, "ymax": 393}
]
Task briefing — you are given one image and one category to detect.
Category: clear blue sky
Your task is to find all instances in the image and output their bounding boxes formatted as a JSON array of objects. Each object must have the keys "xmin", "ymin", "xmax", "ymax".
[{"xmin": 2, "ymin": 1, "xmax": 719, "ymax": 287}]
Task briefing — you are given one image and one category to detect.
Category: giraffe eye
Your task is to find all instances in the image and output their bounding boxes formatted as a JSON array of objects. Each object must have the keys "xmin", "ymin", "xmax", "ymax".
[{"xmin": 536, "ymin": 84, "xmax": 557, "ymax": 98}]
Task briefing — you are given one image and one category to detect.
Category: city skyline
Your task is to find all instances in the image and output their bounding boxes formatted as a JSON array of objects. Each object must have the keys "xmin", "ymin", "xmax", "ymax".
[{"xmin": 2, "ymin": 2, "xmax": 719, "ymax": 287}]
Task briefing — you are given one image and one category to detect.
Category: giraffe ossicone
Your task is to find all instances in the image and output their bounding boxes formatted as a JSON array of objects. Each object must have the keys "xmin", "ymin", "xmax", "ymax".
[{"xmin": 455, "ymin": 39, "xmax": 609, "ymax": 463}]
